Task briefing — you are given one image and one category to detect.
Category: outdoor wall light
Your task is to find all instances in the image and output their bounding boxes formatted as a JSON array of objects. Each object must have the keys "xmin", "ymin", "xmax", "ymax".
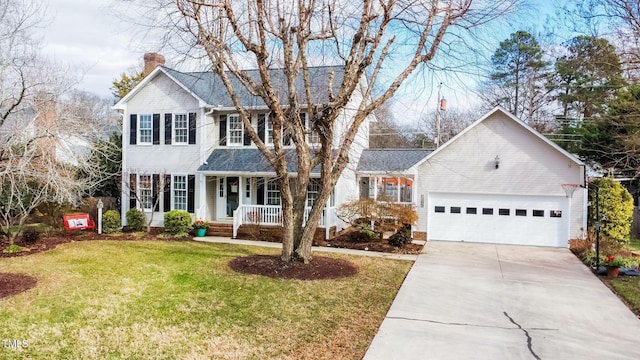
[{"xmin": 495, "ymin": 155, "xmax": 500, "ymax": 169}]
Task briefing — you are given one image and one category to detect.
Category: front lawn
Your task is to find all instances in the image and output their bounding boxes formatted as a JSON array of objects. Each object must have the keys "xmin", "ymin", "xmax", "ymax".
[
  {"xmin": 606, "ymin": 277, "xmax": 640, "ymax": 316},
  {"xmin": 0, "ymin": 241, "xmax": 411, "ymax": 359}
]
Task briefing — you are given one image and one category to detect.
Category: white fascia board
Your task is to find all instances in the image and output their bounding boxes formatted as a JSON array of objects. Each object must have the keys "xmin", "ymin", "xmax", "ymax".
[{"xmin": 414, "ymin": 106, "xmax": 585, "ymax": 168}]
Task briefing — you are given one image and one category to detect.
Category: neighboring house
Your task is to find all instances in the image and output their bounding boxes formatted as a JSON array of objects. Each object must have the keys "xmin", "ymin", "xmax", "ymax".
[
  {"xmin": 113, "ymin": 55, "xmax": 370, "ymax": 237},
  {"xmin": 115, "ymin": 54, "xmax": 586, "ymax": 247}
]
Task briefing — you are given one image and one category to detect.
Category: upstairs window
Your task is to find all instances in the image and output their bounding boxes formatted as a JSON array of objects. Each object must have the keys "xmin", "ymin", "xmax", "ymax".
[
  {"xmin": 228, "ymin": 115, "xmax": 243, "ymax": 145},
  {"xmin": 266, "ymin": 114, "xmax": 274, "ymax": 144},
  {"xmin": 304, "ymin": 113, "xmax": 320, "ymax": 145},
  {"xmin": 174, "ymin": 114, "xmax": 188, "ymax": 144},
  {"xmin": 139, "ymin": 114, "xmax": 152, "ymax": 144}
]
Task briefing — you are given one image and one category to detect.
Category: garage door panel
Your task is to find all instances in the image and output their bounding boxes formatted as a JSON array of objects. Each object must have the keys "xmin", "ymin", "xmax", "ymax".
[{"xmin": 427, "ymin": 193, "xmax": 569, "ymax": 247}]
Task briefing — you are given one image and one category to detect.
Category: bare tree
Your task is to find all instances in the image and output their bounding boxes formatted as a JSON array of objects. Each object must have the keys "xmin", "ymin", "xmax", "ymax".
[
  {"xmin": 131, "ymin": 0, "xmax": 522, "ymax": 263},
  {"xmin": 419, "ymin": 107, "xmax": 477, "ymax": 146},
  {"xmin": 0, "ymin": 1, "xmax": 110, "ymax": 242}
]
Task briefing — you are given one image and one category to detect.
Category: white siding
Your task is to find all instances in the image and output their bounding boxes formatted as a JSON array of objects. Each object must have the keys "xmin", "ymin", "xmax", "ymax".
[{"xmin": 416, "ymin": 111, "xmax": 585, "ymax": 241}]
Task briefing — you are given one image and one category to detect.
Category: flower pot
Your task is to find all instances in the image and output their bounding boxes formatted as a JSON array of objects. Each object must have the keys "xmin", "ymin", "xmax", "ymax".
[
  {"xmin": 196, "ymin": 228, "xmax": 207, "ymax": 237},
  {"xmin": 606, "ymin": 266, "xmax": 620, "ymax": 279}
]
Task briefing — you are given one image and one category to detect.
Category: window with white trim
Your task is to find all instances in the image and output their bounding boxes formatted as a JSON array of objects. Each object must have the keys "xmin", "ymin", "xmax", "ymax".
[
  {"xmin": 307, "ymin": 178, "xmax": 320, "ymax": 207},
  {"xmin": 228, "ymin": 115, "xmax": 243, "ymax": 145},
  {"xmin": 139, "ymin": 114, "xmax": 152, "ymax": 144},
  {"xmin": 139, "ymin": 175, "xmax": 153, "ymax": 211},
  {"xmin": 266, "ymin": 179, "xmax": 281, "ymax": 205},
  {"xmin": 304, "ymin": 113, "xmax": 320, "ymax": 144},
  {"xmin": 266, "ymin": 114, "xmax": 274, "ymax": 144},
  {"xmin": 173, "ymin": 175, "xmax": 187, "ymax": 211},
  {"xmin": 174, "ymin": 114, "xmax": 188, "ymax": 144}
]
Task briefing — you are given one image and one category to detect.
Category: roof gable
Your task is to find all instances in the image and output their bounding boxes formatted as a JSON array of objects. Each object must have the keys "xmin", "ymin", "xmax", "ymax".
[
  {"xmin": 114, "ymin": 65, "xmax": 346, "ymax": 110},
  {"xmin": 417, "ymin": 106, "xmax": 584, "ymax": 167}
]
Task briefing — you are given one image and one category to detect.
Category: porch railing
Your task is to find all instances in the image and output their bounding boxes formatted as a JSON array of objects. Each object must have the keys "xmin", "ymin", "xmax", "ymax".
[{"xmin": 232, "ymin": 204, "xmax": 337, "ymax": 239}]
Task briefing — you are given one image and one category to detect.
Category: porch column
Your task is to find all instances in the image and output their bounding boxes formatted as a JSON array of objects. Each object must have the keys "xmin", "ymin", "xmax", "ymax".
[
  {"xmin": 196, "ymin": 173, "xmax": 206, "ymax": 219},
  {"xmin": 397, "ymin": 176, "xmax": 401, "ymax": 203},
  {"xmin": 373, "ymin": 176, "xmax": 378, "ymax": 201}
]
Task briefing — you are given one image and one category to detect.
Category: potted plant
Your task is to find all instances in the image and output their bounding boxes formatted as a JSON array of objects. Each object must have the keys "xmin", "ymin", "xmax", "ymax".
[
  {"xmin": 602, "ymin": 256, "xmax": 624, "ymax": 278},
  {"xmin": 193, "ymin": 218, "xmax": 208, "ymax": 237}
]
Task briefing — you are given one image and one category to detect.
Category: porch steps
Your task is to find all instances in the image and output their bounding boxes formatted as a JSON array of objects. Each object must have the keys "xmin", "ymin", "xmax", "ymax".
[{"xmin": 207, "ymin": 222, "xmax": 234, "ymax": 237}]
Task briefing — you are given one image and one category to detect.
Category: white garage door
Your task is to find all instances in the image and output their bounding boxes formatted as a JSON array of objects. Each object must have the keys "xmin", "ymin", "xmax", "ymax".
[{"xmin": 427, "ymin": 193, "xmax": 570, "ymax": 247}]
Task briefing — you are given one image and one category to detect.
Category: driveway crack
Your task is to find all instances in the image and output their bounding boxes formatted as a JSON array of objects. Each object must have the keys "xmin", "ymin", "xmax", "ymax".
[
  {"xmin": 386, "ymin": 315, "xmax": 556, "ymax": 333},
  {"xmin": 503, "ymin": 311, "xmax": 542, "ymax": 360}
]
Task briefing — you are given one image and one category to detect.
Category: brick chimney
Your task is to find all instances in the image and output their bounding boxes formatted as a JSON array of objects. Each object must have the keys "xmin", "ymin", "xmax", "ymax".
[
  {"xmin": 33, "ymin": 92, "xmax": 57, "ymax": 160},
  {"xmin": 143, "ymin": 53, "xmax": 166, "ymax": 76}
]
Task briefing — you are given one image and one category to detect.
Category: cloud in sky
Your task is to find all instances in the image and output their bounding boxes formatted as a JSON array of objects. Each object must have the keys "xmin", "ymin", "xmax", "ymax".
[{"xmin": 41, "ymin": 0, "xmax": 148, "ymax": 98}]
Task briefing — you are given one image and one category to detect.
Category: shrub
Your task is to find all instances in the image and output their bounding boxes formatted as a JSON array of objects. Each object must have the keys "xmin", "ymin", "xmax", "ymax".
[
  {"xmin": 589, "ymin": 177, "xmax": 634, "ymax": 243},
  {"xmin": 350, "ymin": 227, "xmax": 377, "ymax": 243},
  {"xmin": 164, "ymin": 210, "xmax": 192, "ymax": 235},
  {"xmin": 102, "ymin": 210, "xmax": 121, "ymax": 234},
  {"xmin": 22, "ymin": 229, "xmax": 39, "ymax": 244},
  {"xmin": 126, "ymin": 208, "xmax": 146, "ymax": 231},
  {"xmin": 388, "ymin": 227, "xmax": 412, "ymax": 248}
]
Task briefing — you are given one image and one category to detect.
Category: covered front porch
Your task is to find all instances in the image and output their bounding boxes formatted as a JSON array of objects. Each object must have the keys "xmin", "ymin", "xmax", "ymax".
[{"xmin": 200, "ymin": 175, "xmax": 337, "ymax": 240}]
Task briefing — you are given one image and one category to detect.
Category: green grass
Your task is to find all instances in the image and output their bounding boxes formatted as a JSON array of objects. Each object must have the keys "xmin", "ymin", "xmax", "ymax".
[
  {"xmin": 0, "ymin": 241, "xmax": 411, "ymax": 359},
  {"xmin": 608, "ymin": 277, "xmax": 640, "ymax": 316}
]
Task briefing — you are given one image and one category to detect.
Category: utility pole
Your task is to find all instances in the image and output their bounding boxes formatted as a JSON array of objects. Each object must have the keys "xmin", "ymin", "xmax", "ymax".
[{"xmin": 435, "ymin": 82, "xmax": 446, "ymax": 148}]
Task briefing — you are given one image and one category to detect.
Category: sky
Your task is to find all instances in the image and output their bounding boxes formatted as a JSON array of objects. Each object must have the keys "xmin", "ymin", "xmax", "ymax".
[{"xmin": 40, "ymin": 0, "xmax": 561, "ymax": 122}]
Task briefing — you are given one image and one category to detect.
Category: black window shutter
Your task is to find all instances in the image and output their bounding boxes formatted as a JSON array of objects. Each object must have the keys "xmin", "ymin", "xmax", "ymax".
[
  {"xmin": 129, "ymin": 173, "xmax": 137, "ymax": 209},
  {"xmin": 165, "ymin": 114, "xmax": 172, "ymax": 145},
  {"xmin": 257, "ymin": 114, "xmax": 265, "ymax": 143},
  {"xmin": 243, "ymin": 120, "xmax": 251, "ymax": 146},
  {"xmin": 219, "ymin": 115, "xmax": 227, "ymax": 146},
  {"xmin": 152, "ymin": 114, "xmax": 160, "ymax": 145},
  {"xmin": 163, "ymin": 175, "xmax": 171, "ymax": 212},
  {"xmin": 152, "ymin": 174, "xmax": 160, "ymax": 211},
  {"xmin": 188, "ymin": 112, "xmax": 197, "ymax": 144},
  {"xmin": 187, "ymin": 175, "xmax": 195, "ymax": 213},
  {"xmin": 129, "ymin": 114, "xmax": 137, "ymax": 145}
]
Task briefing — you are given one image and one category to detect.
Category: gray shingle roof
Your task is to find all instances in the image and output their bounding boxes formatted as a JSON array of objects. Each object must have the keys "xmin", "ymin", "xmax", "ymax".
[
  {"xmin": 356, "ymin": 149, "xmax": 433, "ymax": 172},
  {"xmin": 198, "ymin": 148, "xmax": 321, "ymax": 174},
  {"xmin": 163, "ymin": 66, "xmax": 345, "ymax": 107}
]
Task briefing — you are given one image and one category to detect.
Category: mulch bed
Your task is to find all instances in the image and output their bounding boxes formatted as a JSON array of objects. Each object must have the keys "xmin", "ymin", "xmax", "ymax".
[
  {"xmin": 0, "ymin": 273, "xmax": 37, "ymax": 299},
  {"xmin": 229, "ymin": 254, "xmax": 358, "ymax": 280},
  {"xmin": 316, "ymin": 229, "xmax": 424, "ymax": 255}
]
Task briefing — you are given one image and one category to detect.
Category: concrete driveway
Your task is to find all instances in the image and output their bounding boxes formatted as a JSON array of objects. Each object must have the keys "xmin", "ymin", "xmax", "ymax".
[{"xmin": 364, "ymin": 241, "xmax": 640, "ymax": 360}]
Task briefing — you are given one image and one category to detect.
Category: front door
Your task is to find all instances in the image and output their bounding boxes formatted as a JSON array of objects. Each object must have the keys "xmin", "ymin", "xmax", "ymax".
[{"xmin": 226, "ymin": 176, "xmax": 239, "ymax": 217}]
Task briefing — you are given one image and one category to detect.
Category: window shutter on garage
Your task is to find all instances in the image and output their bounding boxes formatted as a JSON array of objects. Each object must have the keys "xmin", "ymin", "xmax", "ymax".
[
  {"xmin": 129, "ymin": 114, "xmax": 137, "ymax": 145},
  {"xmin": 188, "ymin": 112, "xmax": 197, "ymax": 145},
  {"xmin": 129, "ymin": 173, "xmax": 137, "ymax": 209},
  {"xmin": 152, "ymin": 114, "xmax": 160, "ymax": 145},
  {"xmin": 165, "ymin": 114, "xmax": 172, "ymax": 144},
  {"xmin": 163, "ymin": 175, "xmax": 171, "ymax": 212},
  {"xmin": 187, "ymin": 175, "xmax": 195, "ymax": 213},
  {"xmin": 219, "ymin": 115, "xmax": 227, "ymax": 146}
]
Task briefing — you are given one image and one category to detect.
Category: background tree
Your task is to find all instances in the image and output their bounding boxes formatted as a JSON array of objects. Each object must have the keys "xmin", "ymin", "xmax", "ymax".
[
  {"xmin": 369, "ymin": 101, "xmax": 413, "ymax": 148},
  {"xmin": 480, "ymin": 31, "xmax": 550, "ymax": 124},
  {"xmin": 418, "ymin": 107, "xmax": 477, "ymax": 146},
  {"xmin": 133, "ymin": 0, "xmax": 522, "ymax": 263},
  {"xmin": 553, "ymin": 36, "xmax": 626, "ymax": 120},
  {"xmin": 112, "ymin": 71, "xmax": 145, "ymax": 101}
]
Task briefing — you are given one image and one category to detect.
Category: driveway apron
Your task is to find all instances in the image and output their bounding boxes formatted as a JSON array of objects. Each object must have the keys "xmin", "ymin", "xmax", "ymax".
[{"xmin": 364, "ymin": 241, "xmax": 640, "ymax": 360}]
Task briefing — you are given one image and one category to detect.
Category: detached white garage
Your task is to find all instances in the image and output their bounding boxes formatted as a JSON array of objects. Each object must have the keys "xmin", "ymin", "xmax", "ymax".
[
  {"xmin": 413, "ymin": 106, "xmax": 587, "ymax": 248},
  {"xmin": 427, "ymin": 193, "xmax": 570, "ymax": 247}
]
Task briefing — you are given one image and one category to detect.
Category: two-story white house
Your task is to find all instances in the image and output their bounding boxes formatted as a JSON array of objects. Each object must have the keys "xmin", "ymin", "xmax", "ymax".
[
  {"xmin": 113, "ymin": 55, "xmax": 370, "ymax": 238},
  {"xmin": 115, "ymin": 54, "xmax": 587, "ymax": 247}
]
